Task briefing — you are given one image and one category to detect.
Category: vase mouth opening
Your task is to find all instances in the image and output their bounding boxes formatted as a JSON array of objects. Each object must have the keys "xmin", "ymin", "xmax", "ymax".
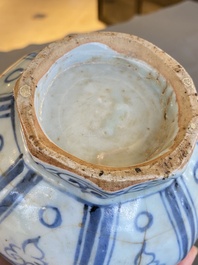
[
  {"xmin": 14, "ymin": 32, "xmax": 198, "ymax": 191},
  {"xmin": 34, "ymin": 42, "xmax": 179, "ymax": 168}
]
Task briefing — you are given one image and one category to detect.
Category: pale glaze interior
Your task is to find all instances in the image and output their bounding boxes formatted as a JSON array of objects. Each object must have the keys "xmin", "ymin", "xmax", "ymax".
[{"xmin": 35, "ymin": 43, "xmax": 178, "ymax": 167}]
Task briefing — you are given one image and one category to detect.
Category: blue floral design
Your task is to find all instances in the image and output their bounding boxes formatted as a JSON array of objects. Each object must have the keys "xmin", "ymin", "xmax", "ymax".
[{"xmin": 4, "ymin": 236, "xmax": 48, "ymax": 265}]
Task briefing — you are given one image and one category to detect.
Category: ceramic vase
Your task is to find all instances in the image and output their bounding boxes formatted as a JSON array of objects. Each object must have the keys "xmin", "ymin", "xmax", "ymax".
[{"xmin": 0, "ymin": 32, "xmax": 198, "ymax": 265}]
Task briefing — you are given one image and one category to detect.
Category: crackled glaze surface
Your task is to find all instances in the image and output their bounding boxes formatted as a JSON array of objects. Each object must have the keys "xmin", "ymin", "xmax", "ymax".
[{"xmin": 35, "ymin": 43, "xmax": 178, "ymax": 167}]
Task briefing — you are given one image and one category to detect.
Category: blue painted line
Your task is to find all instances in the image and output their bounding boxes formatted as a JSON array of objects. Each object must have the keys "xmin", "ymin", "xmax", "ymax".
[
  {"xmin": 24, "ymin": 52, "xmax": 38, "ymax": 60},
  {"xmin": 106, "ymin": 204, "xmax": 120, "ymax": 265},
  {"xmin": 0, "ymin": 113, "xmax": 11, "ymax": 118},
  {"xmin": 180, "ymin": 176, "xmax": 198, "ymax": 245},
  {"xmin": 193, "ymin": 160, "xmax": 198, "ymax": 183},
  {"xmin": 0, "ymin": 103, "xmax": 11, "ymax": 112},
  {"xmin": 163, "ymin": 181, "xmax": 189, "ymax": 260},
  {"xmin": 78, "ymin": 206, "xmax": 102, "ymax": 265},
  {"xmin": 74, "ymin": 204, "xmax": 120, "ymax": 265},
  {"xmin": 134, "ymin": 241, "xmax": 156, "ymax": 265},
  {"xmin": 0, "ymin": 94, "xmax": 13, "ymax": 119},
  {"xmin": 73, "ymin": 205, "xmax": 89, "ymax": 265},
  {"xmin": 0, "ymin": 134, "xmax": 3, "ymax": 151},
  {"xmin": 22, "ymin": 236, "xmax": 44, "ymax": 258},
  {"xmin": 45, "ymin": 165, "xmax": 166, "ymax": 206},
  {"xmin": 0, "ymin": 155, "xmax": 24, "ymax": 191},
  {"xmin": 39, "ymin": 205, "xmax": 62, "ymax": 228},
  {"xmin": 4, "ymin": 68, "xmax": 23, "ymax": 83},
  {"xmin": 135, "ymin": 211, "xmax": 153, "ymax": 232},
  {"xmin": 9, "ymin": 96, "xmax": 21, "ymax": 152},
  {"xmin": 0, "ymin": 93, "xmax": 21, "ymax": 152},
  {"xmin": 160, "ymin": 191, "xmax": 182, "ymax": 261},
  {"xmin": 94, "ymin": 206, "xmax": 115, "ymax": 265},
  {"xmin": 0, "ymin": 94, "xmax": 13, "ymax": 102},
  {"xmin": 0, "ymin": 168, "xmax": 42, "ymax": 224}
]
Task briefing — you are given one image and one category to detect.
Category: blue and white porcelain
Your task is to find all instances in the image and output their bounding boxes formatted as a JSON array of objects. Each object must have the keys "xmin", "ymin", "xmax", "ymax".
[{"xmin": 0, "ymin": 32, "xmax": 198, "ymax": 265}]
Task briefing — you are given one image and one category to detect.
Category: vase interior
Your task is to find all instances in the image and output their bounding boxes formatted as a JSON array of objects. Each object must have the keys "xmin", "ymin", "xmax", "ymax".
[{"xmin": 34, "ymin": 42, "xmax": 179, "ymax": 167}]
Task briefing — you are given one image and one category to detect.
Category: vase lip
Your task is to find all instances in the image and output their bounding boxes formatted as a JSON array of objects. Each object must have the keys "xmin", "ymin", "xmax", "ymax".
[{"xmin": 14, "ymin": 32, "xmax": 198, "ymax": 192}]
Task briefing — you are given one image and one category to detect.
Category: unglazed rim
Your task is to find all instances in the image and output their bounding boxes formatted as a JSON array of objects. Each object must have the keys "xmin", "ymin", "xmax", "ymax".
[{"xmin": 14, "ymin": 32, "xmax": 198, "ymax": 192}]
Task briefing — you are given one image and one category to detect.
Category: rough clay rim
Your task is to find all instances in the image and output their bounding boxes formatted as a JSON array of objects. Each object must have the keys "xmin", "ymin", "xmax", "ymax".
[{"xmin": 14, "ymin": 32, "xmax": 198, "ymax": 192}]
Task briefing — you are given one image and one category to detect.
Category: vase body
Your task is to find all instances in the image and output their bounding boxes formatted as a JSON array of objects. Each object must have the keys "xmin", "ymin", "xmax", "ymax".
[{"xmin": 0, "ymin": 33, "xmax": 198, "ymax": 265}]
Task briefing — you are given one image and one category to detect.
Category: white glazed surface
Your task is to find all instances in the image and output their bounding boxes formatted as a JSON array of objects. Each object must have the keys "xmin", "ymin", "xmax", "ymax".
[
  {"xmin": 0, "ymin": 52, "xmax": 198, "ymax": 265},
  {"xmin": 35, "ymin": 43, "xmax": 178, "ymax": 167}
]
